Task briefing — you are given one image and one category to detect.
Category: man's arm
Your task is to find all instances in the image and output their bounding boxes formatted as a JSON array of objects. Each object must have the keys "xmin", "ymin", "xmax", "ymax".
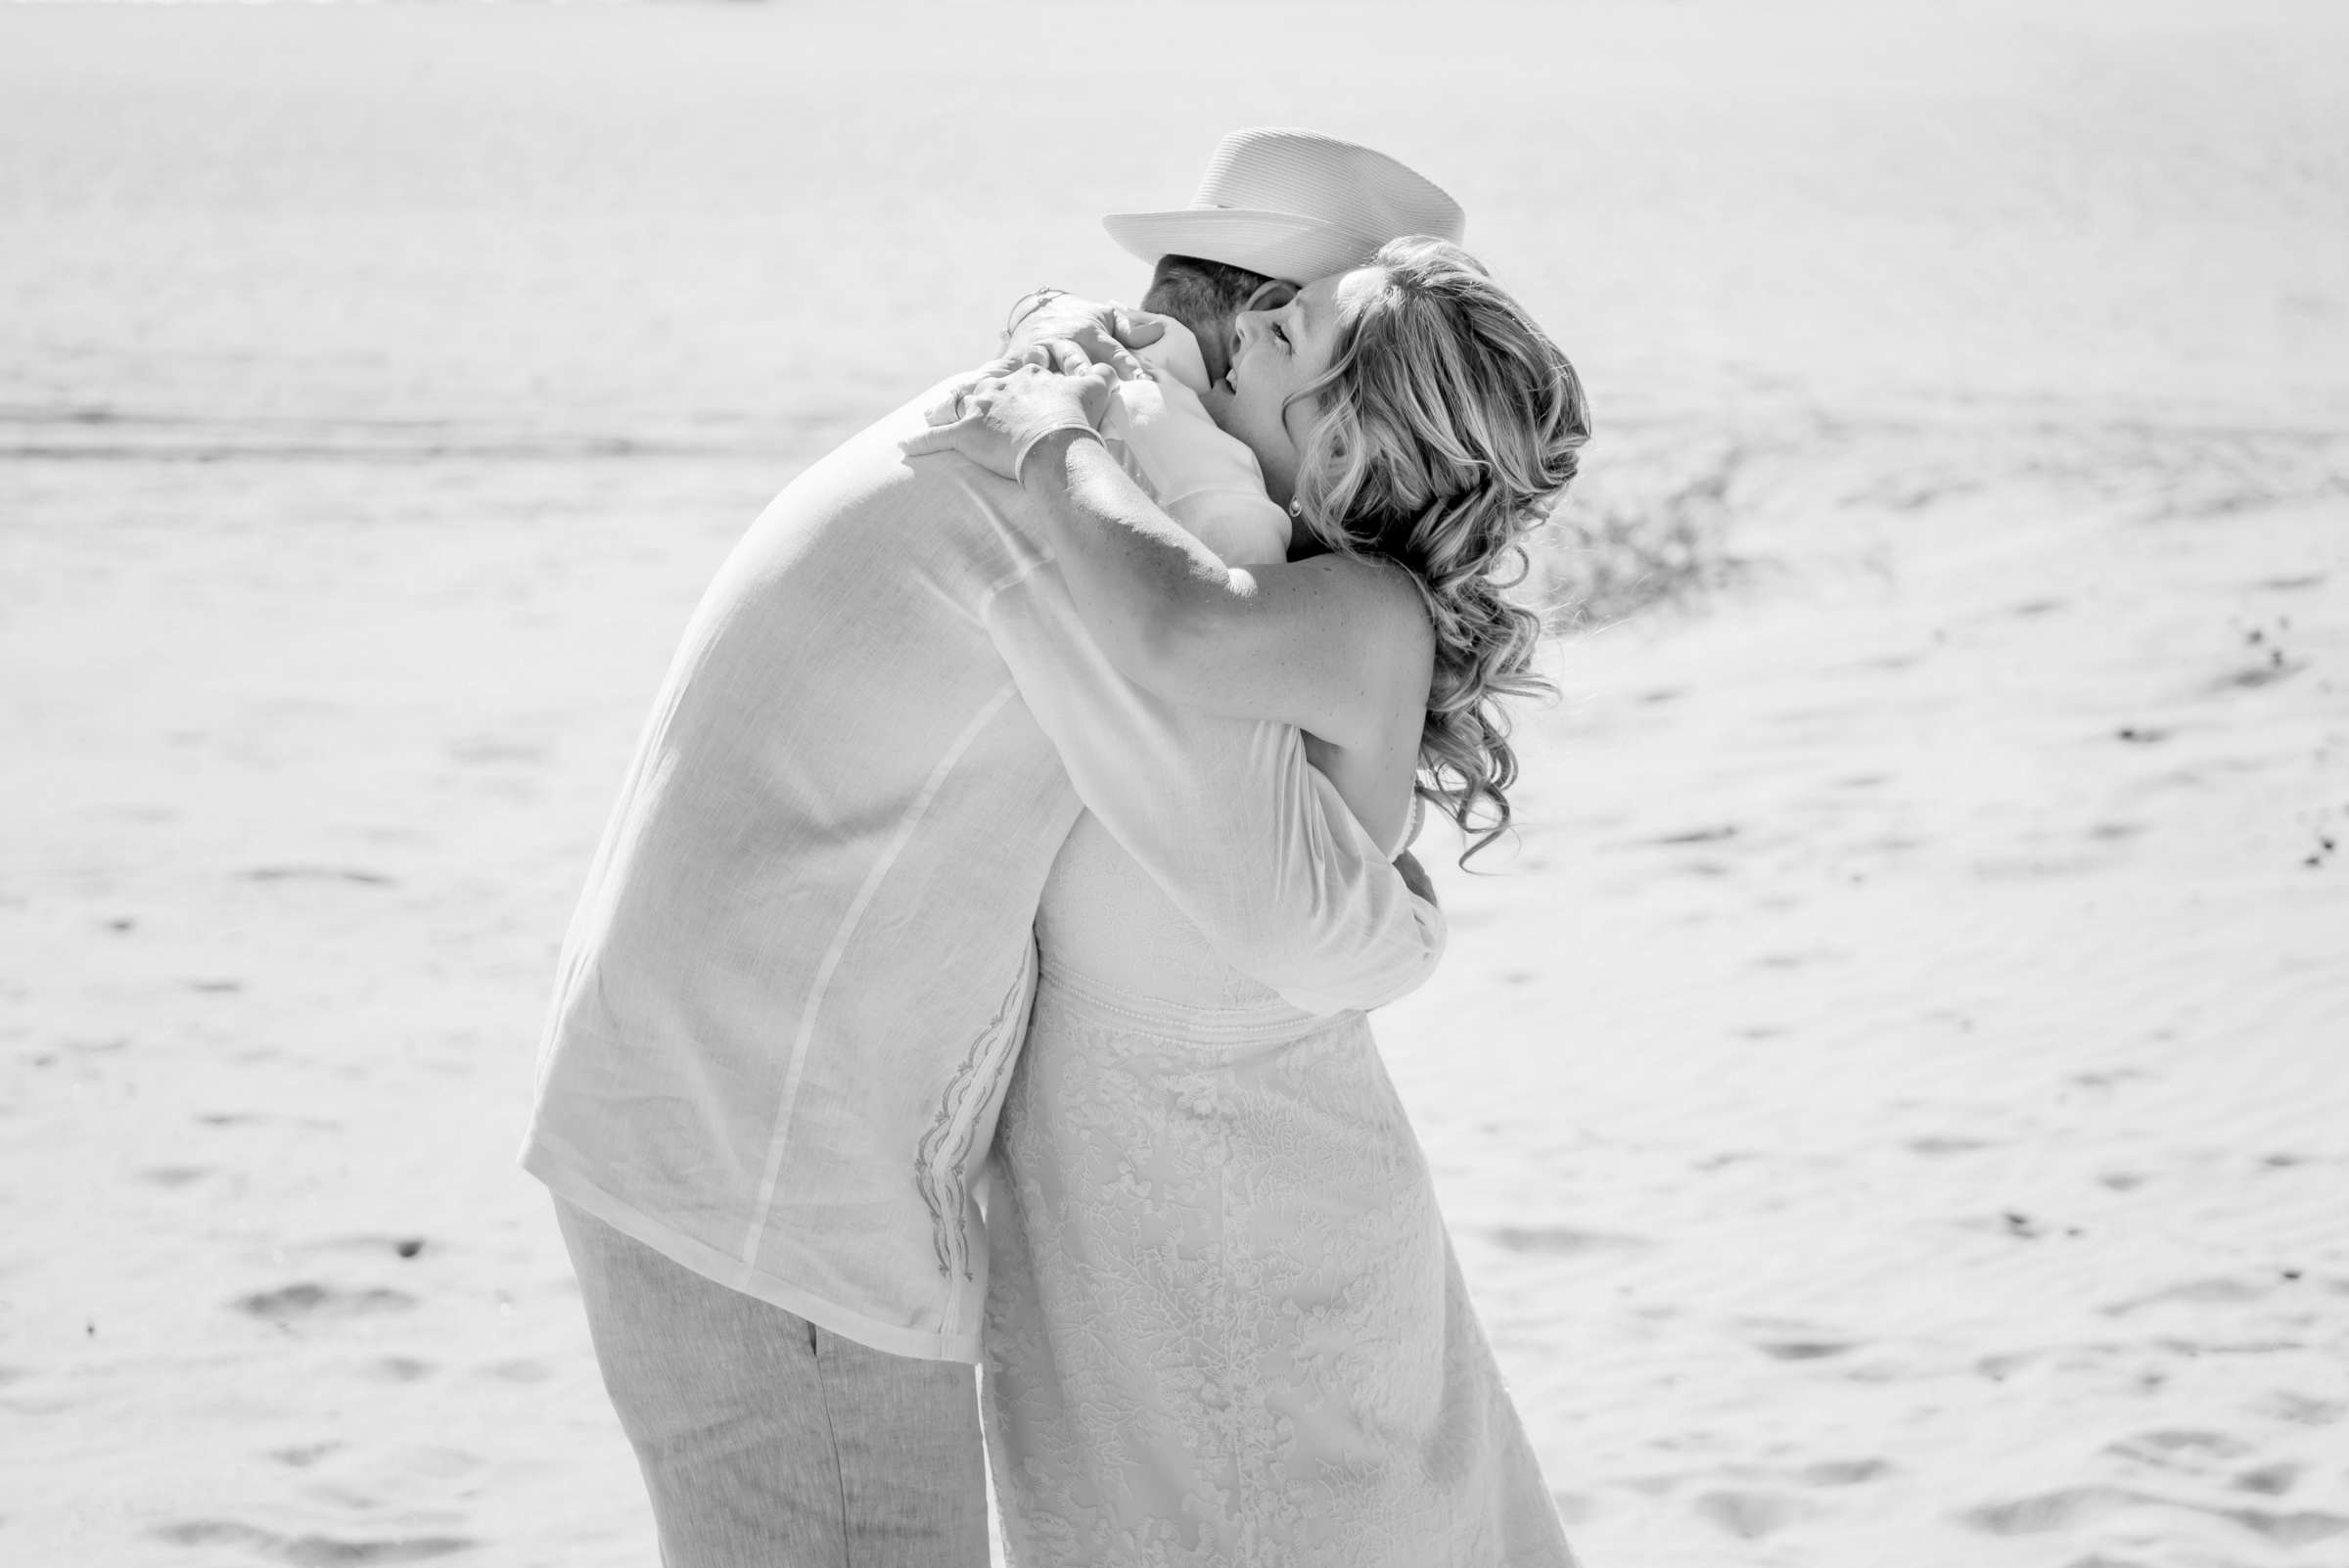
[
  {"xmin": 911, "ymin": 369, "xmax": 1426, "ymax": 755},
  {"xmin": 984, "ymin": 559, "xmax": 1445, "ymax": 1016}
]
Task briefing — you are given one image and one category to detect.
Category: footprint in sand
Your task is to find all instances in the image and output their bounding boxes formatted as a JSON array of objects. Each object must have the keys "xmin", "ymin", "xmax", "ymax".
[
  {"xmin": 1691, "ymin": 1489, "xmax": 1810, "ymax": 1540},
  {"xmin": 2109, "ymin": 1428, "xmax": 2256, "ymax": 1467},
  {"xmin": 2261, "ymin": 1391, "xmax": 2346, "ymax": 1426},
  {"xmin": 234, "ymin": 1283, "xmax": 416, "ymax": 1322},
  {"xmin": 364, "ymin": 1357, "xmax": 435, "ymax": 1383},
  {"xmin": 1960, "ymin": 1485, "xmax": 2139, "ymax": 1535},
  {"xmin": 295, "ymin": 1234, "xmax": 429, "ymax": 1261},
  {"xmin": 2233, "ymin": 1461, "xmax": 2302, "ymax": 1496},
  {"xmin": 238, "ymin": 865, "xmax": 397, "ymax": 888},
  {"xmin": 1797, "ymin": 1459, "xmax": 1891, "ymax": 1486},
  {"xmin": 1905, "ymin": 1135, "xmax": 1994, "ymax": 1156},
  {"xmin": 447, "ymin": 736, "xmax": 546, "ymax": 766},
  {"xmin": 1740, "ymin": 1315, "xmax": 1863, "ymax": 1363},
  {"xmin": 2102, "ymin": 1274, "xmax": 2270, "ymax": 1315},
  {"xmin": 1974, "ymin": 1342, "xmax": 2125, "ymax": 1380},
  {"xmin": 2221, "ymin": 1505, "xmax": 2349, "ymax": 1547},
  {"xmin": 1490, "ymin": 1226, "xmax": 1651, "ymax": 1258},
  {"xmin": 1752, "ymin": 949, "xmax": 1843, "ymax": 971},
  {"xmin": 268, "ymin": 1442, "xmax": 344, "ymax": 1468},
  {"xmin": 2213, "ymin": 652, "xmax": 2306, "ymax": 691},
  {"xmin": 154, "ymin": 1519, "xmax": 474, "ymax": 1563},
  {"xmin": 196, "ymin": 1111, "xmax": 344, "ymax": 1131},
  {"xmin": 1963, "ymin": 1484, "xmax": 2349, "ymax": 1549},
  {"xmin": 1970, "ymin": 853, "xmax": 2105, "ymax": 881},
  {"xmin": 1644, "ymin": 823, "xmax": 1739, "ymax": 848}
]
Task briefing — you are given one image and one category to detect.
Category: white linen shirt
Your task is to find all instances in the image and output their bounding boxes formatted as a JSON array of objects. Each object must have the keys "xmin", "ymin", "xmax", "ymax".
[{"xmin": 520, "ymin": 335, "xmax": 1445, "ymax": 1363}]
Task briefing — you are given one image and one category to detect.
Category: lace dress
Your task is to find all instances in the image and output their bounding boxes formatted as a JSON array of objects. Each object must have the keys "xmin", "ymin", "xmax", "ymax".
[{"xmin": 980, "ymin": 808, "xmax": 1579, "ymax": 1567}]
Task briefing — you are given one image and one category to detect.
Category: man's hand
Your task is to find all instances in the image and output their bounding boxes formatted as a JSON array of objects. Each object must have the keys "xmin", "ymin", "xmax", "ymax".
[
  {"xmin": 1004, "ymin": 295, "xmax": 1166, "ymax": 382},
  {"xmin": 903, "ymin": 361, "xmax": 1120, "ymax": 483}
]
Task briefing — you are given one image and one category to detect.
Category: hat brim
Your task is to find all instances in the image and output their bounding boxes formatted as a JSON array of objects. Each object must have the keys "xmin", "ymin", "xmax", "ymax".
[{"xmin": 1102, "ymin": 208, "xmax": 1391, "ymax": 285}]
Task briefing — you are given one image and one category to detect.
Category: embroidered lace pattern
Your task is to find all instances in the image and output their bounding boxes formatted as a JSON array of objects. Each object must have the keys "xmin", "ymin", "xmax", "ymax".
[
  {"xmin": 981, "ymin": 814, "xmax": 1577, "ymax": 1566},
  {"xmin": 917, "ymin": 945, "xmax": 1034, "ymax": 1282}
]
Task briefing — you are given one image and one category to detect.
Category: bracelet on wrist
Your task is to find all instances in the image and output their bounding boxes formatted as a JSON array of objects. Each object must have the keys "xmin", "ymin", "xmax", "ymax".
[{"xmin": 999, "ymin": 287, "xmax": 1069, "ymax": 346}]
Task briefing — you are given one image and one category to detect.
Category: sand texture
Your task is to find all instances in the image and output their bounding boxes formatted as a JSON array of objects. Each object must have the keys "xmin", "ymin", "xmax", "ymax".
[{"xmin": 3, "ymin": 3, "xmax": 2346, "ymax": 1565}]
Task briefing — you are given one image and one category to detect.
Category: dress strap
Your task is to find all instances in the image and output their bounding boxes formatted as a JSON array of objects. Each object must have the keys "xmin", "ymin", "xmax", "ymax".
[{"xmin": 1390, "ymin": 793, "xmax": 1425, "ymax": 860}]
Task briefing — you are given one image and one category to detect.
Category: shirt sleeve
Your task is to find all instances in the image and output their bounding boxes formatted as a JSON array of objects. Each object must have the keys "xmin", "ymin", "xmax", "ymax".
[
  {"xmin": 1104, "ymin": 366, "xmax": 1294, "ymax": 569},
  {"xmin": 983, "ymin": 565, "xmax": 1446, "ymax": 1016}
]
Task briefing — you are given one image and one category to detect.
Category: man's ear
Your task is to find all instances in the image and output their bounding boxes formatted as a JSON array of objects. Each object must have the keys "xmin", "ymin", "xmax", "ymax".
[{"xmin": 1244, "ymin": 279, "xmax": 1301, "ymax": 312}]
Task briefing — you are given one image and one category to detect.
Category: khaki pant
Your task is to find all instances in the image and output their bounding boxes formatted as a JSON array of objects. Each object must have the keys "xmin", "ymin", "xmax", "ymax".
[{"xmin": 554, "ymin": 1198, "xmax": 989, "ymax": 1567}]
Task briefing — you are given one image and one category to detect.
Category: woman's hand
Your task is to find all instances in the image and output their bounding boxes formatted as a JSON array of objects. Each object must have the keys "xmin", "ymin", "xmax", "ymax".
[
  {"xmin": 903, "ymin": 361, "xmax": 1121, "ymax": 484},
  {"xmin": 1004, "ymin": 294, "xmax": 1166, "ymax": 381},
  {"xmin": 1393, "ymin": 850, "xmax": 1440, "ymax": 909}
]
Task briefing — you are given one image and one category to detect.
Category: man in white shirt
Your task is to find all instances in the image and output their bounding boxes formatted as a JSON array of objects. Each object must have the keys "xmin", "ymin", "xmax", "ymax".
[{"xmin": 523, "ymin": 127, "xmax": 1468, "ymax": 1565}]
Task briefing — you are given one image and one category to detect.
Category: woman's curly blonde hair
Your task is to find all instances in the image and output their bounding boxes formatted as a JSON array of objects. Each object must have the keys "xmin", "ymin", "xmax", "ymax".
[{"xmin": 1286, "ymin": 237, "xmax": 1590, "ymax": 863}]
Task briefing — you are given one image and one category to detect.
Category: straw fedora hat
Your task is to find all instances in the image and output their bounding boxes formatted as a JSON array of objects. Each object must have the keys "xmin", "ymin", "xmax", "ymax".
[{"xmin": 1102, "ymin": 127, "xmax": 1465, "ymax": 283}]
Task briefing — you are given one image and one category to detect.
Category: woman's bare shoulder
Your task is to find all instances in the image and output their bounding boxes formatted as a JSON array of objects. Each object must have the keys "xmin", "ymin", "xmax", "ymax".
[
  {"xmin": 1286, "ymin": 549, "xmax": 1430, "ymax": 623},
  {"xmin": 1347, "ymin": 554, "xmax": 1438, "ymax": 688},
  {"xmin": 1291, "ymin": 551, "xmax": 1437, "ymax": 743}
]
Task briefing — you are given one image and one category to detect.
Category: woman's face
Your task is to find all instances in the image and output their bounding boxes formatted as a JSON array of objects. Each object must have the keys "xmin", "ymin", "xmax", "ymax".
[{"xmin": 1202, "ymin": 265, "xmax": 1382, "ymax": 508}]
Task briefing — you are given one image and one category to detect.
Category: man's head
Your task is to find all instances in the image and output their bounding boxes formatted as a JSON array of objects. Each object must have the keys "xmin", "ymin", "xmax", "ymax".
[
  {"xmin": 1138, "ymin": 254, "xmax": 1291, "ymax": 391},
  {"xmin": 1104, "ymin": 127, "xmax": 1464, "ymax": 284},
  {"xmin": 1109, "ymin": 126, "xmax": 1465, "ymax": 425}
]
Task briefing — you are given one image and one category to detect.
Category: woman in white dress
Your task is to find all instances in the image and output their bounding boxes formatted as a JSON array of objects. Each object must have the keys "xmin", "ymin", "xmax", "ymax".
[{"xmin": 934, "ymin": 237, "xmax": 1589, "ymax": 1566}]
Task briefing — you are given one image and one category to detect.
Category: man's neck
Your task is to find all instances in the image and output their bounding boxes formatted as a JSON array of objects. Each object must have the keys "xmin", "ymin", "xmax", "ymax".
[
  {"xmin": 1138, "ymin": 286, "xmax": 1231, "ymax": 389},
  {"xmin": 1151, "ymin": 307, "xmax": 1232, "ymax": 389}
]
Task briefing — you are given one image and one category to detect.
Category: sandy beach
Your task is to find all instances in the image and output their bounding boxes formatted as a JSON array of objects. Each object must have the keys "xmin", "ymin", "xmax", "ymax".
[{"xmin": 3, "ymin": 3, "xmax": 2345, "ymax": 1564}]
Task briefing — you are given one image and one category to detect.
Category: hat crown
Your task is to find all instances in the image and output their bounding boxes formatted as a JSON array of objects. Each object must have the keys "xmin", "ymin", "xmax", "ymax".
[{"xmin": 1189, "ymin": 127, "xmax": 1464, "ymax": 249}]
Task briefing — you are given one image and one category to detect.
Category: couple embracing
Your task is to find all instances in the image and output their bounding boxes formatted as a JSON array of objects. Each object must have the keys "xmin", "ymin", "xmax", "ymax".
[{"xmin": 521, "ymin": 127, "xmax": 1590, "ymax": 1566}]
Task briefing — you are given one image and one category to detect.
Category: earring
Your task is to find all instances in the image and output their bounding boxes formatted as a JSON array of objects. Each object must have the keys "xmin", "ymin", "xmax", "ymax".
[{"xmin": 1289, "ymin": 499, "xmax": 1303, "ymax": 519}]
